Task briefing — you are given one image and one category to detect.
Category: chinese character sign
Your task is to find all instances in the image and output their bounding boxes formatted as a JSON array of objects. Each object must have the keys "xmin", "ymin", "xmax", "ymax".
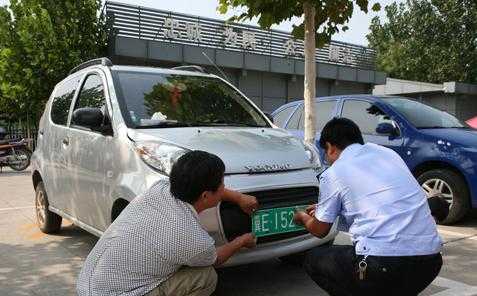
[
  {"xmin": 155, "ymin": 16, "xmax": 365, "ymax": 66},
  {"xmin": 223, "ymin": 27, "xmax": 238, "ymax": 47},
  {"xmin": 284, "ymin": 39, "xmax": 296, "ymax": 56},
  {"xmin": 184, "ymin": 23, "xmax": 202, "ymax": 42},
  {"xmin": 328, "ymin": 45, "xmax": 353, "ymax": 64},
  {"xmin": 164, "ymin": 17, "xmax": 180, "ymax": 39},
  {"xmin": 242, "ymin": 31, "xmax": 257, "ymax": 50}
]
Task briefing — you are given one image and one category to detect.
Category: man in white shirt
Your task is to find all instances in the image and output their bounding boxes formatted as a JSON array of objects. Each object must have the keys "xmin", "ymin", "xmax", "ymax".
[
  {"xmin": 294, "ymin": 117, "xmax": 443, "ymax": 296},
  {"xmin": 77, "ymin": 151, "xmax": 258, "ymax": 296}
]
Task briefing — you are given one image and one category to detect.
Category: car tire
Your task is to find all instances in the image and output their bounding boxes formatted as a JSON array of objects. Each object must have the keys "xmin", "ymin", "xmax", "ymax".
[
  {"xmin": 417, "ymin": 169, "xmax": 470, "ymax": 225},
  {"xmin": 279, "ymin": 238, "xmax": 335, "ymax": 266},
  {"xmin": 9, "ymin": 148, "xmax": 31, "ymax": 171},
  {"xmin": 35, "ymin": 181, "xmax": 62, "ymax": 233}
]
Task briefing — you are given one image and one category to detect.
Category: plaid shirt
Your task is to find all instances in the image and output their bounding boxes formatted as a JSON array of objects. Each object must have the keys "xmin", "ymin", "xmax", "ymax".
[{"xmin": 76, "ymin": 180, "xmax": 217, "ymax": 296}]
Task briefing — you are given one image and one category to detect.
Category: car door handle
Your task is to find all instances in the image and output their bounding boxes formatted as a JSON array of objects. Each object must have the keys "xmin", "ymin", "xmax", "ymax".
[
  {"xmin": 39, "ymin": 130, "xmax": 44, "ymax": 136},
  {"xmin": 62, "ymin": 137, "xmax": 69, "ymax": 146}
]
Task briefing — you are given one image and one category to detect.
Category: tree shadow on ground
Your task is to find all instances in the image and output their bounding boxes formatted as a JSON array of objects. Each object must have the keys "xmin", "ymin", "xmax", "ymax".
[
  {"xmin": 0, "ymin": 224, "xmax": 97, "ymax": 296},
  {"xmin": 0, "ymin": 169, "xmax": 30, "ymax": 177}
]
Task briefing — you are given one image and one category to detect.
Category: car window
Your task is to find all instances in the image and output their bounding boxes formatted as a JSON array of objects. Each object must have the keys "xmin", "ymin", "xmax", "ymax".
[
  {"xmin": 50, "ymin": 78, "xmax": 79, "ymax": 125},
  {"xmin": 72, "ymin": 74, "xmax": 107, "ymax": 128},
  {"xmin": 286, "ymin": 105, "xmax": 303, "ymax": 129},
  {"xmin": 273, "ymin": 106, "xmax": 295, "ymax": 128},
  {"xmin": 385, "ymin": 97, "xmax": 466, "ymax": 129},
  {"xmin": 297, "ymin": 101, "xmax": 337, "ymax": 130},
  {"xmin": 113, "ymin": 71, "xmax": 268, "ymax": 128},
  {"xmin": 341, "ymin": 100, "xmax": 392, "ymax": 135}
]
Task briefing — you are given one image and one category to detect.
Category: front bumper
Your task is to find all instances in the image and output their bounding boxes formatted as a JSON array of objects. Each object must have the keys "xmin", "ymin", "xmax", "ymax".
[
  {"xmin": 223, "ymin": 220, "xmax": 338, "ymax": 267},
  {"xmin": 198, "ymin": 168, "xmax": 338, "ymax": 266}
]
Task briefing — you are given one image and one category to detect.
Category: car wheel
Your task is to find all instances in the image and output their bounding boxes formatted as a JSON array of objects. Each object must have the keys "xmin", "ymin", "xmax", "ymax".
[
  {"xmin": 279, "ymin": 238, "xmax": 335, "ymax": 266},
  {"xmin": 35, "ymin": 181, "xmax": 62, "ymax": 233},
  {"xmin": 9, "ymin": 148, "xmax": 31, "ymax": 171},
  {"xmin": 417, "ymin": 169, "xmax": 470, "ymax": 225}
]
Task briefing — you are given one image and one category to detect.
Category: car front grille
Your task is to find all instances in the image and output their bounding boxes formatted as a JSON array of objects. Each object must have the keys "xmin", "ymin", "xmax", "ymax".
[{"xmin": 220, "ymin": 186, "xmax": 318, "ymax": 244}]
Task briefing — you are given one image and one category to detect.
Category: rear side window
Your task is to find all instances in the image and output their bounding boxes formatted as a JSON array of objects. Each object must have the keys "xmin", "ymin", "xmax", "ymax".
[
  {"xmin": 298, "ymin": 101, "xmax": 337, "ymax": 130},
  {"xmin": 273, "ymin": 106, "xmax": 295, "ymax": 128},
  {"xmin": 50, "ymin": 78, "xmax": 79, "ymax": 125}
]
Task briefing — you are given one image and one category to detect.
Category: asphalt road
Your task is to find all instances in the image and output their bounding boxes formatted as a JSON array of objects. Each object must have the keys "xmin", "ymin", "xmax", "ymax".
[{"xmin": 1, "ymin": 169, "xmax": 477, "ymax": 296}]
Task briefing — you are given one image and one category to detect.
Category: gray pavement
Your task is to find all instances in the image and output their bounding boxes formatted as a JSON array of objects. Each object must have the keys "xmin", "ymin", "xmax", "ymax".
[{"xmin": 1, "ymin": 169, "xmax": 477, "ymax": 296}]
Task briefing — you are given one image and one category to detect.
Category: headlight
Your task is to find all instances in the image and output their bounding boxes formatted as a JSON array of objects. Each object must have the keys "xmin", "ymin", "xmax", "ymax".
[
  {"xmin": 303, "ymin": 141, "xmax": 322, "ymax": 171},
  {"xmin": 134, "ymin": 141, "xmax": 190, "ymax": 175}
]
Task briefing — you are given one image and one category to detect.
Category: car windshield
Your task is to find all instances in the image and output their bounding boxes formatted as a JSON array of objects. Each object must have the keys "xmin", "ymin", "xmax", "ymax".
[
  {"xmin": 385, "ymin": 97, "xmax": 468, "ymax": 129},
  {"xmin": 113, "ymin": 71, "xmax": 268, "ymax": 128}
]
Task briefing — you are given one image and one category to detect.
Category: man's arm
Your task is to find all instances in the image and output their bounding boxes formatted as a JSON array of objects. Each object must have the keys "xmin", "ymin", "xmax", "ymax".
[
  {"xmin": 294, "ymin": 211, "xmax": 332, "ymax": 238},
  {"xmin": 214, "ymin": 233, "xmax": 255, "ymax": 267},
  {"xmin": 221, "ymin": 188, "xmax": 258, "ymax": 215}
]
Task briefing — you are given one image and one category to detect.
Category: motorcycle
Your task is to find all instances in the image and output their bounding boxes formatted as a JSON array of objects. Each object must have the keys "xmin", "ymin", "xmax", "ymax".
[{"xmin": 0, "ymin": 128, "xmax": 32, "ymax": 172}]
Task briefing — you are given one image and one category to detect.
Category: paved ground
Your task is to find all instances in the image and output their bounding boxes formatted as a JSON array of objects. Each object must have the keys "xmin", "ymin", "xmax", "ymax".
[{"xmin": 1, "ymin": 168, "xmax": 477, "ymax": 296}]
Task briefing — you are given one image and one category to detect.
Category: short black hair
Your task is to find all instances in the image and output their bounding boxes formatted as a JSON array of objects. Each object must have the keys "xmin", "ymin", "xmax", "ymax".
[
  {"xmin": 170, "ymin": 150, "xmax": 225, "ymax": 204},
  {"xmin": 319, "ymin": 117, "xmax": 364, "ymax": 150}
]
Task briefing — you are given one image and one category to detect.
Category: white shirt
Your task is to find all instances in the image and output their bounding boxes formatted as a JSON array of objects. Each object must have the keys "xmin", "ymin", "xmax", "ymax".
[
  {"xmin": 315, "ymin": 143, "xmax": 442, "ymax": 256},
  {"xmin": 77, "ymin": 180, "xmax": 217, "ymax": 296}
]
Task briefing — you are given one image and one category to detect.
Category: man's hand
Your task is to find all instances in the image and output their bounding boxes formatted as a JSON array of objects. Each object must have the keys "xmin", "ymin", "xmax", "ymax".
[
  {"xmin": 238, "ymin": 193, "xmax": 259, "ymax": 215},
  {"xmin": 222, "ymin": 189, "xmax": 259, "ymax": 215},
  {"xmin": 237, "ymin": 233, "xmax": 257, "ymax": 249},
  {"xmin": 293, "ymin": 211, "xmax": 309, "ymax": 226},
  {"xmin": 293, "ymin": 210, "xmax": 332, "ymax": 239},
  {"xmin": 306, "ymin": 204, "xmax": 317, "ymax": 217},
  {"xmin": 214, "ymin": 232, "xmax": 256, "ymax": 266}
]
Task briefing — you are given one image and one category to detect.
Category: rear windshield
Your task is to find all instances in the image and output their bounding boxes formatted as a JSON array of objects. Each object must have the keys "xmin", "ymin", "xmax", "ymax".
[
  {"xmin": 113, "ymin": 71, "xmax": 268, "ymax": 128},
  {"xmin": 385, "ymin": 97, "xmax": 467, "ymax": 129}
]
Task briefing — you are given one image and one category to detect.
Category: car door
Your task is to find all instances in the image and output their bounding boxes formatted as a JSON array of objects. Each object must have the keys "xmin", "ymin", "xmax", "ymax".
[
  {"xmin": 43, "ymin": 77, "xmax": 80, "ymax": 212},
  {"xmin": 340, "ymin": 99, "xmax": 404, "ymax": 154},
  {"xmin": 66, "ymin": 71, "xmax": 115, "ymax": 230}
]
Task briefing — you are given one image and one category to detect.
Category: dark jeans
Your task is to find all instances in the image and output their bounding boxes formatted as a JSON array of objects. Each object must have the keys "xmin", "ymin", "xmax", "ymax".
[{"xmin": 304, "ymin": 245, "xmax": 442, "ymax": 296}]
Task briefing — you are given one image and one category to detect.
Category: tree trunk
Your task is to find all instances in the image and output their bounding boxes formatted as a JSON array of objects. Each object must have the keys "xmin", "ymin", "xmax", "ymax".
[
  {"xmin": 303, "ymin": 2, "xmax": 317, "ymax": 145},
  {"xmin": 303, "ymin": 2, "xmax": 316, "ymax": 145}
]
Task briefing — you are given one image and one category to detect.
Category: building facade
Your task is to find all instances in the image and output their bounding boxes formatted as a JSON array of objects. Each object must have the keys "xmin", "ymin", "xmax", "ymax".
[{"xmin": 106, "ymin": 1, "xmax": 386, "ymax": 112}]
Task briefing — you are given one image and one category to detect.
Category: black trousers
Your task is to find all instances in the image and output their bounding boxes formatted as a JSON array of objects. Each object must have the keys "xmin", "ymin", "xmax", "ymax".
[{"xmin": 304, "ymin": 245, "xmax": 442, "ymax": 296}]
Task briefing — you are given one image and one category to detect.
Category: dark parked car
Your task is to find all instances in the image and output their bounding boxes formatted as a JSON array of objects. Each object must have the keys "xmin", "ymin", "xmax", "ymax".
[{"xmin": 273, "ymin": 95, "xmax": 477, "ymax": 224}]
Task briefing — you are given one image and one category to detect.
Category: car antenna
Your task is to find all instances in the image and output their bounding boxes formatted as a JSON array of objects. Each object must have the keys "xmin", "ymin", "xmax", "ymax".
[{"xmin": 201, "ymin": 51, "xmax": 232, "ymax": 83}]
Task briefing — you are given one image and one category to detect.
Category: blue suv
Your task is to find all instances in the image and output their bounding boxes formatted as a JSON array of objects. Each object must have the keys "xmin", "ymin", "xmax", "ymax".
[{"xmin": 272, "ymin": 95, "xmax": 477, "ymax": 224}]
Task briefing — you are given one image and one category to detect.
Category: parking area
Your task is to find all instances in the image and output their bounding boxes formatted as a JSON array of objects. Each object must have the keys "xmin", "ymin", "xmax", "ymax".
[{"xmin": 1, "ymin": 169, "xmax": 477, "ymax": 296}]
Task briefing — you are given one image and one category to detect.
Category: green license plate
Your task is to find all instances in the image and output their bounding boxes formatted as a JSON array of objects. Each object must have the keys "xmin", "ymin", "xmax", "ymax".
[{"xmin": 252, "ymin": 205, "xmax": 308, "ymax": 237}]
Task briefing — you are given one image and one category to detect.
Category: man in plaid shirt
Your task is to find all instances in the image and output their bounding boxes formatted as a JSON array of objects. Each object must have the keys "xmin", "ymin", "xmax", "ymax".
[{"xmin": 77, "ymin": 151, "xmax": 258, "ymax": 296}]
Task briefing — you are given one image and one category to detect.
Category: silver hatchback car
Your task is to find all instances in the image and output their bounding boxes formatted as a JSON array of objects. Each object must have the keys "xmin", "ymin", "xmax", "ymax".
[{"xmin": 31, "ymin": 58, "xmax": 337, "ymax": 266}]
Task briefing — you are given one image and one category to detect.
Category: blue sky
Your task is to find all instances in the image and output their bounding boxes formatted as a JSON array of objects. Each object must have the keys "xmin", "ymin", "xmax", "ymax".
[{"xmin": 0, "ymin": 0, "xmax": 402, "ymax": 46}]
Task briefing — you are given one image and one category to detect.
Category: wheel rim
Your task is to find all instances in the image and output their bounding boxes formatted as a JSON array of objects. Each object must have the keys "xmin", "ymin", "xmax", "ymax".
[
  {"xmin": 422, "ymin": 178, "xmax": 454, "ymax": 207},
  {"xmin": 10, "ymin": 150, "xmax": 29, "ymax": 170},
  {"xmin": 35, "ymin": 190, "xmax": 46, "ymax": 226}
]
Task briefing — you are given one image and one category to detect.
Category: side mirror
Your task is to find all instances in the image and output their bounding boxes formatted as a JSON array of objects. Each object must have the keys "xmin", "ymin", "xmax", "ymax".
[
  {"xmin": 376, "ymin": 122, "xmax": 398, "ymax": 136},
  {"xmin": 264, "ymin": 112, "xmax": 274, "ymax": 123},
  {"xmin": 72, "ymin": 107, "xmax": 104, "ymax": 129}
]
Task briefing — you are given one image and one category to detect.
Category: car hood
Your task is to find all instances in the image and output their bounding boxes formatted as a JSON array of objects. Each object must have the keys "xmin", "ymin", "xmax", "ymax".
[
  {"xmin": 128, "ymin": 127, "xmax": 312, "ymax": 174},
  {"xmin": 419, "ymin": 128, "xmax": 477, "ymax": 147}
]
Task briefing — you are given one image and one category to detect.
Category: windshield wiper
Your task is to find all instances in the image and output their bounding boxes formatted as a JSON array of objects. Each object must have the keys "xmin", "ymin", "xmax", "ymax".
[
  {"xmin": 418, "ymin": 126, "xmax": 468, "ymax": 129},
  {"xmin": 192, "ymin": 120, "xmax": 267, "ymax": 128},
  {"xmin": 136, "ymin": 121, "xmax": 193, "ymax": 128},
  {"xmin": 418, "ymin": 126, "xmax": 447, "ymax": 129}
]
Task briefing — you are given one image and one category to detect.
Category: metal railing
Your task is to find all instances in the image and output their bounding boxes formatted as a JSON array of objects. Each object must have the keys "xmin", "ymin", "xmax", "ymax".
[{"xmin": 105, "ymin": 1, "xmax": 376, "ymax": 70}]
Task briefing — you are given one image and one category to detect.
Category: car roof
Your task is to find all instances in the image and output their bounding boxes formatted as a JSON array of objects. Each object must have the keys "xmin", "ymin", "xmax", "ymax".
[
  {"xmin": 56, "ymin": 64, "xmax": 219, "ymax": 89},
  {"xmin": 272, "ymin": 94, "xmax": 405, "ymax": 115},
  {"xmin": 110, "ymin": 65, "xmax": 215, "ymax": 77}
]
